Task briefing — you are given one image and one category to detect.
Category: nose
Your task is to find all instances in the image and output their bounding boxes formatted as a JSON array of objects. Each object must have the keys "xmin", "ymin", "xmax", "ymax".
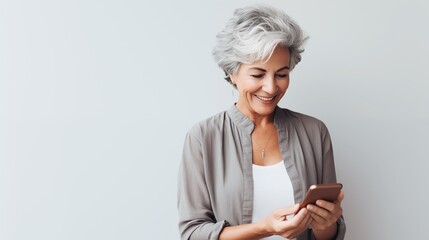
[{"xmin": 262, "ymin": 75, "xmax": 278, "ymax": 94}]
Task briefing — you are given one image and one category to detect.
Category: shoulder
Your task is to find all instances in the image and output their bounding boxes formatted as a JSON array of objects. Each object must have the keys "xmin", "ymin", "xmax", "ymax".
[
  {"xmin": 277, "ymin": 107, "xmax": 329, "ymax": 134},
  {"xmin": 186, "ymin": 110, "xmax": 230, "ymax": 139}
]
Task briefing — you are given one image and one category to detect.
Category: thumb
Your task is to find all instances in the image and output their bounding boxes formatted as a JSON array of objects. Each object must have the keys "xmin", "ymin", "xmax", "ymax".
[{"xmin": 274, "ymin": 204, "xmax": 300, "ymax": 217}]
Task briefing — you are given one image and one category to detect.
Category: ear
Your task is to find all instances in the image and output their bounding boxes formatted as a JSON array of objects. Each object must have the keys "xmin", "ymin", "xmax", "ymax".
[{"xmin": 229, "ymin": 73, "xmax": 236, "ymax": 85}]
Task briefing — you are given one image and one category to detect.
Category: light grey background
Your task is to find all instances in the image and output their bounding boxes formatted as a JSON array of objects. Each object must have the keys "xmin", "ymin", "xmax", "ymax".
[{"xmin": 1, "ymin": 0, "xmax": 428, "ymax": 239}]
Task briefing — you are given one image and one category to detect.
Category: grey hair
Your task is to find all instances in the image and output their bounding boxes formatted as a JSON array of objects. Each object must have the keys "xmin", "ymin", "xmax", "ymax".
[{"xmin": 212, "ymin": 5, "xmax": 308, "ymax": 84}]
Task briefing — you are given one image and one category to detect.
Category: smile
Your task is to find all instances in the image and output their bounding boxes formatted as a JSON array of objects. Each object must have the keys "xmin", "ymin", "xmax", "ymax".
[{"xmin": 254, "ymin": 94, "xmax": 276, "ymax": 101}]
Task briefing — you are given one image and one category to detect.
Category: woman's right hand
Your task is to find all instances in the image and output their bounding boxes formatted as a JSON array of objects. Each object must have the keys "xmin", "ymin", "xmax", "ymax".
[
  {"xmin": 219, "ymin": 204, "xmax": 311, "ymax": 240},
  {"xmin": 261, "ymin": 204, "xmax": 312, "ymax": 239}
]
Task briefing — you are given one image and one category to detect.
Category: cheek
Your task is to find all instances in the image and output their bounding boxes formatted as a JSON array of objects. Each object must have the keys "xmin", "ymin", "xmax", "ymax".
[
  {"xmin": 281, "ymin": 80, "xmax": 290, "ymax": 91},
  {"xmin": 276, "ymin": 80, "xmax": 290, "ymax": 99},
  {"xmin": 236, "ymin": 81, "xmax": 260, "ymax": 95}
]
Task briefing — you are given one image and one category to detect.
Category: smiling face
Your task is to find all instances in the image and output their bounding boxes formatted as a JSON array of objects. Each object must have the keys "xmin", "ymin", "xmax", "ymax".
[{"xmin": 230, "ymin": 45, "xmax": 291, "ymax": 120}]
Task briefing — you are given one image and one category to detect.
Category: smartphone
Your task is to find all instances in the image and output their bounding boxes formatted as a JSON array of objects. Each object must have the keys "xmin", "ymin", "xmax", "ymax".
[{"xmin": 299, "ymin": 183, "xmax": 343, "ymax": 210}]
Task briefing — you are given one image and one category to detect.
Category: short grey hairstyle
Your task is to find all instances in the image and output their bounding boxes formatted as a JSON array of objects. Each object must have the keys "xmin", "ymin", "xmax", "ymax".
[{"xmin": 212, "ymin": 5, "xmax": 308, "ymax": 84}]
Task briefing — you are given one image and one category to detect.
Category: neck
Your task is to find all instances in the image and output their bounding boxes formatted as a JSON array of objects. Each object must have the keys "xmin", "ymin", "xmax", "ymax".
[
  {"xmin": 235, "ymin": 104, "xmax": 276, "ymax": 128},
  {"xmin": 252, "ymin": 116, "xmax": 274, "ymax": 129}
]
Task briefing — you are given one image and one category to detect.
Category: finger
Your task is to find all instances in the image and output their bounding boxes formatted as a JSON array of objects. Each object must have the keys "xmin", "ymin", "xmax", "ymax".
[
  {"xmin": 300, "ymin": 210, "xmax": 312, "ymax": 229},
  {"xmin": 311, "ymin": 191, "xmax": 345, "ymax": 213},
  {"xmin": 284, "ymin": 209, "xmax": 311, "ymax": 238},
  {"xmin": 309, "ymin": 212, "xmax": 325, "ymax": 230},
  {"xmin": 276, "ymin": 207, "xmax": 308, "ymax": 230},
  {"xmin": 289, "ymin": 207, "xmax": 308, "ymax": 223},
  {"xmin": 316, "ymin": 197, "xmax": 343, "ymax": 216},
  {"xmin": 307, "ymin": 204, "xmax": 335, "ymax": 222},
  {"xmin": 320, "ymin": 202, "xmax": 343, "ymax": 219},
  {"xmin": 310, "ymin": 211, "xmax": 326, "ymax": 225},
  {"xmin": 308, "ymin": 205, "xmax": 341, "ymax": 224},
  {"xmin": 295, "ymin": 209, "xmax": 311, "ymax": 226},
  {"xmin": 275, "ymin": 204, "xmax": 300, "ymax": 217},
  {"xmin": 296, "ymin": 210, "xmax": 313, "ymax": 236},
  {"xmin": 315, "ymin": 199, "xmax": 337, "ymax": 213}
]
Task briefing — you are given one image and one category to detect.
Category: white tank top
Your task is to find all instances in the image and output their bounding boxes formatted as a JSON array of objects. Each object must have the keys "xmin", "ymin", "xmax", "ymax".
[{"xmin": 252, "ymin": 160, "xmax": 295, "ymax": 240}]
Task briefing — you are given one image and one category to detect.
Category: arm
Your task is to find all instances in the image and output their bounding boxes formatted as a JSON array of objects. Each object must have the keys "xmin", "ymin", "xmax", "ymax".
[
  {"xmin": 178, "ymin": 131, "xmax": 226, "ymax": 240},
  {"xmin": 220, "ymin": 205, "xmax": 312, "ymax": 240},
  {"xmin": 307, "ymin": 124, "xmax": 346, "ymax": 240}
]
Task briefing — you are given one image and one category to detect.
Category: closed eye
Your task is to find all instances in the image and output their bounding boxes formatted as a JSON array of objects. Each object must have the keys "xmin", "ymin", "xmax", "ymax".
[
  {"xmin": 251, "ymin": 74, "xmax": 264, "ymax": 79},
  {"xmin": 276, "ymin": 74, "xmax": 289, "ymax": 78}
]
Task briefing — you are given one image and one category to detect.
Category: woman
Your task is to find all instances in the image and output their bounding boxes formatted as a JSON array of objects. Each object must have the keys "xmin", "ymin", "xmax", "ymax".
[{"xmin": 178, "ymin": 5, "xmax": 346, "ymax": 240}]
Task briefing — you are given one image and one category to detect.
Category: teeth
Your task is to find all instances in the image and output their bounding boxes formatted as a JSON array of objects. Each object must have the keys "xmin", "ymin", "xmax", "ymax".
[{"xmin": 255, "ymin": 95, "xmax": 275, "ymax": 101}]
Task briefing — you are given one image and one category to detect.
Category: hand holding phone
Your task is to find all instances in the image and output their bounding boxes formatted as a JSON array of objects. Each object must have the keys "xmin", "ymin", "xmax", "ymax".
[{"xmin": 299, "ymin": 183, "xmax": 343, "ymax": 211}]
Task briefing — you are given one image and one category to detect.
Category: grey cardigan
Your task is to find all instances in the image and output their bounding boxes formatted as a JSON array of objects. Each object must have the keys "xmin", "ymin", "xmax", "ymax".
[{"xmin": 177, "ymin": 105, "xmax": 346, "ymax": 240}]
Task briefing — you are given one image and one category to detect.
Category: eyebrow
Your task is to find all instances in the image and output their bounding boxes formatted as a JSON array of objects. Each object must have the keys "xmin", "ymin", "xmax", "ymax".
[{"xmin": 249, "ymin": 66, "xmax": 290, "ymax": 72}]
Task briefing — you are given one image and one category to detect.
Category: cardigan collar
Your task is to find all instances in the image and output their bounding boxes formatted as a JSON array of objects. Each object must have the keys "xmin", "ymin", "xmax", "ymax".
[{"xmin": 227, "ymin": 104, "xmax": 287, "ymax": 135}]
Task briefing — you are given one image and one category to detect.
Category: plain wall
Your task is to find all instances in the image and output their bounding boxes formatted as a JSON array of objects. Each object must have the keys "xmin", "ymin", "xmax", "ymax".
[{"xmin": 1, "ymin": 0, "xmax": 428, "ymax": 239}]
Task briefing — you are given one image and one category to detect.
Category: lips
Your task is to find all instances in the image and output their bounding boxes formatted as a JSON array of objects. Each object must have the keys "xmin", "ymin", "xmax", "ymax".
[{"xmin": 254, "ymin": 94, "xmax": 276, "ymax": 101}]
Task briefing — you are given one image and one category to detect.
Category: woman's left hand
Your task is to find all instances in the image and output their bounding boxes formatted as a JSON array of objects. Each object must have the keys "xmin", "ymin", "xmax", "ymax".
[{"xmin": 306, "ymin": 191, "xmax": 344, "ymax": 232}]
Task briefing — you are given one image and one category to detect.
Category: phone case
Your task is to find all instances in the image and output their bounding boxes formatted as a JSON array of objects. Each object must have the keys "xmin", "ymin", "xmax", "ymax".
[{"xmin": 299, "ymin": 183, "xmax": 343, "ymax": 210}]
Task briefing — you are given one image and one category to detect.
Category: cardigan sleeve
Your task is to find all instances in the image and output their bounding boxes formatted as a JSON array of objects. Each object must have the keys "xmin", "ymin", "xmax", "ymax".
[
  {"xmin": 293, "ymin": 118, "xmax": 346, "ymax": 240},
  {"xmin": 320, "ymin": 123, "xmax": 337, "ymax": 184},
  {"xmin": 318, "ymin": 123, "xmax": 346, "ymax": 239},
  {"xmin": 177, "ymin": 129, "xmax": 229, "ymax": 240}
]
